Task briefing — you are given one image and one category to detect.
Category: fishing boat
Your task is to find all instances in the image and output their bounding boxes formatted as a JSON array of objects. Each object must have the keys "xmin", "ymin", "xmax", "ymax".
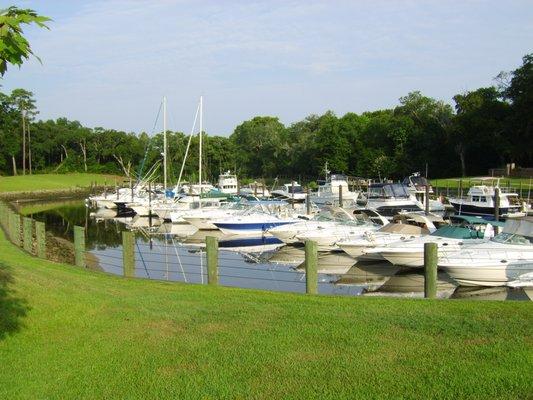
[
  {"xmin": 271, "ymin": 181, "xmax": 307, "ymax": 203},
  {"xmin": 310, "ymin": 166, "xmax": 359, "ymax": 207},
  {"xmin": 217, "ymin": 171, "xmax": 239, "ymax": 194},
  {"xmin": 448, "ymin": 182, "xmax": 522, "ymax": 218},
  {"xmin": 402, "ymin": 172, "xmax": 445, "ymax": 214},
  {"xmin": 439, "ymin": 218, "xmax": 533, "ymax": 286}
]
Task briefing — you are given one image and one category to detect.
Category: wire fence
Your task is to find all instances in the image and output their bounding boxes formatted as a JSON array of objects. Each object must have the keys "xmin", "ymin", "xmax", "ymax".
[{"xmin": 1, "ymin": 199, "xmax": 531, "ymax": 298}]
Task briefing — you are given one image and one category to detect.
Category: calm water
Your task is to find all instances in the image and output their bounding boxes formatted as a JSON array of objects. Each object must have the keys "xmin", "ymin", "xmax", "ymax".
[{"xmin": 24, "ymin": 199, "xmax": 531, "ymax": 301}]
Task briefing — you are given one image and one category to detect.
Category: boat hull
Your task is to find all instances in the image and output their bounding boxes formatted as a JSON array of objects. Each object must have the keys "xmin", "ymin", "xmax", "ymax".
[{"xmin": 214, "ymin": 221, "xmax": 296, "ymax": 236}]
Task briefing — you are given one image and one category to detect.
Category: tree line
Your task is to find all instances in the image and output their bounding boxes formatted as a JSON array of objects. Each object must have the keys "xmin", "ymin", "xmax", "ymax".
[{"xmin": 0, "ymin": 54, "xmax": 531, "ymax": 183}]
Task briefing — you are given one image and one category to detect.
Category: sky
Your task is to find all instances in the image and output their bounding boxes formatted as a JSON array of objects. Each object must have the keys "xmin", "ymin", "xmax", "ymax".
[{"xmin": 3, "ymin": 0, "xmax": 533, "ymax": 136}]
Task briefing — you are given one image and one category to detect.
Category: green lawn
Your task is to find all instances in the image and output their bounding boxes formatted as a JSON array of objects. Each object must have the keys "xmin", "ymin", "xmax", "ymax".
[
  {"xmin": 0, "ymin": 173, "xmax": 123, "ymax": 193},
  {"xmin": 0, "ymin": 229, "xmax": 532, "ymax": 398},
  {"xmin": 431, "ymin": 176, "xmax": 532, "ymax": 189}
]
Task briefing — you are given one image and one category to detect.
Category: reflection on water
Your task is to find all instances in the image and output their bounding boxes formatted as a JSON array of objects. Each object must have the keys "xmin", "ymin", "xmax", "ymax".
[{"xmin": 20, "ymin": 198, "xmax": 531, "ymax": 300}]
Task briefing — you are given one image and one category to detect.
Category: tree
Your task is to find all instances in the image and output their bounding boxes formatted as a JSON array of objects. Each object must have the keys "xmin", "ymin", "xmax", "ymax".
[
  {"xmin": 500, "ymin": 53, "xmax": 533, "ymax": 165},
  {"xmin": 10, "ymin": 88, "xmax": 36, "ymax": 174},
  {"xmin": 0, "ymin": 6, "xmax": 50, "ymax": 76}
]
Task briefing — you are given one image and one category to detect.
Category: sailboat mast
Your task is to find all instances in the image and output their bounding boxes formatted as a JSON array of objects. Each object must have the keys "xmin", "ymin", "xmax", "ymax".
[
  {"xmin": 199, "ymin": 96, "xmax": 203, "ymax": 196},
  {"xmin": 163, "ymin": 96, "xmax": 167, "ymax": 193}
]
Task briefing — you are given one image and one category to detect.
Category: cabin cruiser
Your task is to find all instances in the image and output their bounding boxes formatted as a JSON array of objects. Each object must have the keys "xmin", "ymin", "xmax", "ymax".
[
  {"xmin": 152, "ymin": 192, "xmax": 228, "ymax": 221},
  {"xmin": 402, "ymin": 173, "xmax": 445, "ymax": 214},
  {"xmin": 310, "ymin": 173, "xmax": 359, "ymax": 207},
  {"xmin": 448, "ymin": 184, "xmax": 522, "ymax": 218},
  {"xmin": 182, "ymin": 202, "xmax": 251, "ymax": 230},
  {"xmin": 370, "ymin": 215, "xmax": 502, "ymax": 267},
  {"xmin": 217, "ymin": 171, "xmax": 239, "ymax": 194},
  {"xmin": 338, "ymin": 212, "xmax": 444, "ymax": 260},
  {"xmin": 239, "ymin": 181, "xmax": 271, "ymax": 198},
  {"xmin": 439, "ymin": 217, "xmax": 533, "ymax": 286},
  {"xmin": 360, "ymin": 183, "xmax": 424, "ymax": 219},
  {"xmin": 271, "ymin": 181, "xmax": 307, "ymax": 203}
]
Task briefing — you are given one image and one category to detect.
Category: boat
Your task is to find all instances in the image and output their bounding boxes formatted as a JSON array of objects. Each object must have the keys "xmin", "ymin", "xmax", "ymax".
[
  {"xmin": 439, "ymin": 217, "xmax": 533, "ymax": 286},
  {"xmin": 212, "ymin": 201, "xmax": 300, "ymax": 235},
  {"xmin": 268, "ymin": 206, "xmax": 355, "ymax": 244},
  {"xmin": 370, "ymin": 215, "xmax": 503, "ymax": 267},
  {"xmin": 239, "ymin": 181, "xmax": 271, "ymax": 198},
  {"xmin": 182, "ymin": 202, "xmax": 249, "ymax": 230},
  {"xmin": 310, "ymin": 167, "xmax": 359, "ymax": 207},
  {"xmin": 361, "ymin": 182, "xmax": 424, "ymax": 218},
  {"xmin": 448, "ymin": 182, "xmax": 522, "ymax": 218},
  {"xmin": 217, "ymin": 171, "xmax": 239, "ymax": 194},
  {"xmin": 338, "ymin": 212, "xmax": 444, "ymax": 260},
  {"xmin": 271, "ymin": 181, "xmax": 307, "ymax": 203},
  {"xmin": 402, "ymin": 172, "xmax": 445, "ymax": 213}
]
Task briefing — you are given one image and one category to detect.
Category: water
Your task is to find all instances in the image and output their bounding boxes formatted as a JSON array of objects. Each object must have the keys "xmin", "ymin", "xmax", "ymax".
[{"xmin": 23, "ymin": 198, "xmax": 531, "ymax": 301}]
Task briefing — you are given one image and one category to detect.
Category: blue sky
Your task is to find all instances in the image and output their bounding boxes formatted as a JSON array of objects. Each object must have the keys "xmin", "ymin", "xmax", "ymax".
[{"xmin": 3, "ymin": 0, "xmax": 533, "ymax": 136}]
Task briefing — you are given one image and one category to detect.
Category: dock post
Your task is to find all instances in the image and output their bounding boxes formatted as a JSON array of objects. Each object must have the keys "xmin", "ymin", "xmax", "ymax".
[
  {"xmin": 130, "ymin": 177, "xmax": 134, "ymax": 202},
  {"xmin": 446, "ymin": 180, "xmax": 450, "ymax": 197},
  {"xmin": 291, "ymin": 181, "xmax": 295, "ymax": 209},
  {"xmin": 519, "ymin": 182, "xmax": 522, "ymax": 199},
  {"xmin": 122, "ymin": 230, "xmax": 135, "ymax": 278},
  {"xmin": 206, "ymin": 236, "xmax": 219, "ymax": 285},
  {"xmin": 459, "ymin": 179, "xmax": 463, "ymax": 201},
  {"xmin": 115, "ymin": 179, "xmax": 119, "ymax": 200},
  {"xmin": 494, "ymin": 187, "xmax": 500, "ymax": 222},
  {"xmin": 306, "ymin": 187, "xmax": 311, "ymax": 215},
  {"xmin": 23, "ymin": 217, "xmax": 33, "ymax": 253},
  {"xmin": 424, "ymin": 242, "xmax": 438, "ymax": 299},
  {"xmin": 74, "ymin": 226, "xmax": 86, "ymax": 267},
  {"xmin": 35, "ymin": 221, "xmax": 46, "ymax": 258},
  {"xmin": 305, "ymin": 240, "xmax": 318, "ymax": 295},
  {"xmin": 339, "ymin": 185, "xmax": 343, "ymax": 208},
  {"xmin": 425, "ymin": 184, "xmax": 430, "ymax": 215}
]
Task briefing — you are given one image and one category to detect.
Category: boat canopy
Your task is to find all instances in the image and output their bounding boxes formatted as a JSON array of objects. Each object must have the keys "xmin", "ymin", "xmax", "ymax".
[
  {"xmin": 368, "ymin": 183, "xmax": 410, "ymax": 199},
  {"xmin": 449, "ymin": 215, "xmax": 504, "ymax": 227}
]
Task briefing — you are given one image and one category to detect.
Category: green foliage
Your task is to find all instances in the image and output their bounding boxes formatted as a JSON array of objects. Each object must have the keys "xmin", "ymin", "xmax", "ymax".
[{"xmin": 0, "ymin": 6, "xmax": 50, "ymax": 76}]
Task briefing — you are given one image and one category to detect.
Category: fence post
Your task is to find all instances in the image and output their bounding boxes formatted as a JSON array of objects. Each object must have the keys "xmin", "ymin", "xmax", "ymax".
[
  {"xmin": 11, "ymin": 213, "xmax": 21, "ymax": 247},
  {"xmin": 122, "ymin": 230, "xmax": 135, "ymax": 278},
  {"xmin": 74, "ymin": 225, "xmax": 86, "ymax": 267},
  {"xmin": 494, "ymin": 187, "xmax": 500, "ymax": 222},
  {"xmin": 425, "ymin": 184, "xmax": 430, "ymax": 215},
  {"xmin": 338, "ymin": 185, "xmax": 343, "ymax": 208},
  {"xmin": 305, "ymin": 240, "xmax": 318, "ymax": 294},
  {"xmin": 306, "ymin": 187, "xmax": 311, "ymax": 215},
  {"xmin": 23, "ymin": 217, "xmax": 33, "ymax": 253},
  {"xmin": 424, "ymin": 242, "xmax": 438, "ymax": 299},
  {"xmin": 206, "ymin": 236, "xmax": 219, "ymax": 285},
  {"xmin": 35, "ymin": 221, "xmax": 46, "ymax": 258}
]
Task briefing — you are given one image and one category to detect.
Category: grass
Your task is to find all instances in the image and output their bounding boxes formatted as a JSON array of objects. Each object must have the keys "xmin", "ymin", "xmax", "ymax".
[
  {"xmin": 0, "ymin": 173, "xmax": 123, "ymax": 193},
  {"xmin": 431, "ymin": 176, "xmax": 532, "ymax": 189},
  {"xmin": 0, "ymin": 230, "xmax": 532, "ymax": 399}
]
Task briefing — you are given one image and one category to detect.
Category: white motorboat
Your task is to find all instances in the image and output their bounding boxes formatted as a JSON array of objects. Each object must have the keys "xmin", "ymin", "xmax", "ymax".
[
  {"xmin": 271, "ymin": 181, "xmax": 307, "ymax": 203},
  {"xmin": 295, "ymin": 219, "xmax": 382, "ymax": 252},
  {"xmin": 239, "ymin": 181, "xmax": 271, "ymax": 198},
  {"xmin": 338, "ymin": 212, "xmax": 443, "ymax": 260},
  {"xmin": 439, "ymin": 218, "xmax": 533, "ymax": 286},
  {"xmin": 217, "ymin": 171, "xmax": 239, "ymax": 194},
  {"xmin": 182, "ymin": 202, "xmax": 249, "ymax": 230},
  {"xmin": 268, "ymin": 206, "xmax": 354, "ymax": 244},
  {"xmin": 361, "ymin": 182, "xmax": 424, "ymax": 219},
  {"xmin": 367, "ymin": 215, "xmax": 501, "ymax": 267},
  {"xmin": 311, "ymin": 172, "xmax": 359, "ymax": 207},
  {"xmin": 402, "ymin": 172, "xmax": 445, "ymax": 213}
]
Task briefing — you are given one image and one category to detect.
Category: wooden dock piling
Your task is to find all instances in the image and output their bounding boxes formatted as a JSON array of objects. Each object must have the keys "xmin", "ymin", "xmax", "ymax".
[
  {"xmin": 74, "ymin": 226, "xmax": 86, "ymax": 268},
  {"xmin": 305, "ymin": 240, "xmax": 318, "ymax": 295},
  {"xmin": 206, "ymin": 236, "xmax": 219, "ymax": 285},
  {"xmin": 424, "ymin": 242, "xmax": 437, "ymax": 299},
  {"xmin": 122, "ymin": 230, "xmax": 135, "ymax": 278}
]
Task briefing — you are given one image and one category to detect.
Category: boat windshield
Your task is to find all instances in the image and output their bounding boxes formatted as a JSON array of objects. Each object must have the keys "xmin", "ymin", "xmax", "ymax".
[
  {"xmin": 491, "ymin": 232, "xmax": 532, "ymax": 245},
  {"xmin": 369, "ymin": 184, "xmax": 409, "ymax": 199},
  {"xmin": 287, "ymin": 185, "xmax": 303, "ymax": 194}
]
